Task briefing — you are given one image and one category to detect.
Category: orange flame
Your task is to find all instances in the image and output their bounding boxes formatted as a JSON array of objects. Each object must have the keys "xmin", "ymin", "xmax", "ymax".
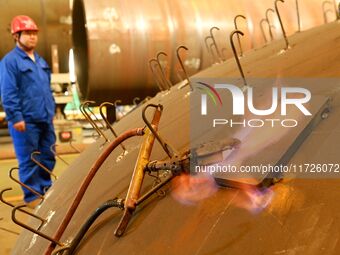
[
  {"xmin": 232, "ymin": 185, "xmax": 275, "ymax": 214},
  {"xmin": 171, "ymin": 173, "xmax": 218, "ymax": 206}
]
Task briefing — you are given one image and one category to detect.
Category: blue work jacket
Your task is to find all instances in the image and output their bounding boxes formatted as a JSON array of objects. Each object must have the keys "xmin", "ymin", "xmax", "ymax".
[{"xmin": 0, "ymin": 46, "xmax": 55, "ymax": 124}]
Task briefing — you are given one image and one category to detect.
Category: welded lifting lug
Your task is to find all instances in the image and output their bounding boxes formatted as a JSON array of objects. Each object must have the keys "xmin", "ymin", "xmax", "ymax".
[
  {"xmin": 31, "ymin": 151, "xmax": 58, "ymax": 180},
  {"xmin": 176, "ymin": 45, "xmax": 193, "ymax": 91},
  {"xmin": 209, "ymin": 27, "xmax": 222, "ymax": 61},
  {"xmin": 156, "ymin": 52, "xmax": 173, "ymax": 89},
  {"xmin": 0, "ymin": 188, "xmax": 46, "ymax": 229},
  {"xmin": 230, "ymin": 30, "xmax": 248, "ymax": 87},
  {"xmin": 260, "ymin": 18, "xmax": 270, "ymax": 43},
  {"xmin": 265, "ymin": 8, "xmax": 275, "ymax": 41},
  {"xmin": 295, "ymin": 0, "xmax": 301, "ymax": 32},
  {"xmin": 69, "ymin": 139, "xmax": 81, "ymax": 153},
  {"xmin": 149, "ymin": 58, "xmax": 167, "ymax": 91},
  {"xmin": 9, "ymin": 167, "xmax": 45, "ymax": 200},
  {"xmin": 233, "ymin": 15, "xmax": 246, "ymax": 57},
  {"xmin": 50, "ymin": 144, "xmax": 69, "ymax": 166},
  {"xmin": 12, "ymin": 205, "xmax": 64, "ymax": 247},
  {"xmin": 275, "ymin": 0, "xmax": 290, "ymax": 50},
  {"xmin": 99, "ymin": 102, "xmax": 127, "ymax": 152}
]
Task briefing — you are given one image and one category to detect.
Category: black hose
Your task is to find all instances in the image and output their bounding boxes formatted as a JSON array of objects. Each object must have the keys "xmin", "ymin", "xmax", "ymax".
[{"xmin": 64, "ymin": 198, "xmax": 124, "ymax": 255}]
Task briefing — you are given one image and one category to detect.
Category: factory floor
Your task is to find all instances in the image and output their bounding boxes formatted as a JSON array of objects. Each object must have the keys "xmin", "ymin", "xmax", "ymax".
[{"xmin": 0, "ymin": 139, "xmax": 82, "ymax": 254}]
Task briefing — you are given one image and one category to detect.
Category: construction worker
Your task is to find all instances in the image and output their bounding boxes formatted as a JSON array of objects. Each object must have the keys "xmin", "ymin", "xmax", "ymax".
[{"xmin": 0, "ymin": 15, "xmax": 56, "ymax": 208}]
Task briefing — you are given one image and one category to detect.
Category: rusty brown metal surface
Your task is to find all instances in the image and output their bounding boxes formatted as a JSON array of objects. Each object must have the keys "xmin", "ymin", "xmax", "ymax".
[
  {"xmin": 11, "ymin": 20, "xmax": 340, "ymax": 255},
  {"xmin": 72, "ymin": 0, "xmax": 326, "ymax": 102},
  {"xmin": 0, "ymin": 0, "xmax": 72, "ymax": 72}
]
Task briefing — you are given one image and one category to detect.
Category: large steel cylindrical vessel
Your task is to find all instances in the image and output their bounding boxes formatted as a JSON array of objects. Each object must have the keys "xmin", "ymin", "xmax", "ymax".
[{"xmin": 72, "ymin": 0, "xmax": 325, "ymax": 102}]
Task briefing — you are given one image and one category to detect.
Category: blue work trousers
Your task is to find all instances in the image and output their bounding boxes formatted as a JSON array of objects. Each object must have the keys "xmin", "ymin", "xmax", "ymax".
[{"xmin": 9, "ymin": 121, "xmax": 56, "ymax": 202}]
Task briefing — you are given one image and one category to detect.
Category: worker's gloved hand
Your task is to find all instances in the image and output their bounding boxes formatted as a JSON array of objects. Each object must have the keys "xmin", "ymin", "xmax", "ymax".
[{"xmin": 13, "ymin": 121, "xmax": 26, "ymax": 132}]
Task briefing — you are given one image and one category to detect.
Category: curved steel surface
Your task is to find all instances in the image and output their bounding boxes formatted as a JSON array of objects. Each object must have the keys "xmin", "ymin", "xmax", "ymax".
[
  {"xmin": 12, "ymin": 21, "xmax": 340, "ymax": 254},
  {"xmin": 0, "ymin": 0, "xmax": 72, "ymax": 72},
  {"xmin": 72, "ymin": 0, "xmax": 325, "ymax": 102}
]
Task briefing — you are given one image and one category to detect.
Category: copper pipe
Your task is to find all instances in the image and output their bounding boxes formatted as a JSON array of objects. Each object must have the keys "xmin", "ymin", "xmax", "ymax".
[
  {"xmin": 234, "ymin": 15, "xmax": 247, "ymax": 56},
  {"xmin": 230, "ymin": 30, "xmax": 247, "ymax": 87},
  {"xmin": 31, "ymin": 151, "xmax": 58, "ymax": 180},
  {"xmin": 0, "ymin": 188, "xmax": 46, "ymax": 227},
  {"xmin": 156, "ymin": 52, "xmax": 172, "ymax": 89},
  {"xmin": 44, "ymin": 127, "xmax": 145, "ymax": 255},
  {"xmin": 149, "ymin": 59, "xmax": 166, "ymax": 91},
  {"xmin": 50, "ymin": 144, "xmax": 69, "ymax": 166},
  {"xmin": 9, "ymin": 167, "xmax": 44, "ymax": 200},
  {"xmin": 83, "ymin": 101, "xmax": 109, "ymax": 142},
  {"xmin": 266, "ymin": 8, "xmax": 275, "ymax": 41},
  {"xmin": 296, "ymin": 0, "xmax": 301, "ymax": 32},
  {"xmin": 176, "ymin": 45, "xmax": 193, "ymax": 91},
  {"xmin": 115, "ymin": 105, "xmax": 162, "ymax": 237},
  {"xmin": 275, "ymin": 0, "xmax": 290, "ymax": 50},
  {"xmin": 99, "ymin": 102, "xmax": 127, "ymax": 152},
  {"xmin": 12, "ymin": 204, "xmax": 64, "ymax": 246},
  {"xmin": 260, "ymin": 19, "xmax": 270, "ymax": 43},
  {"xmin": 209, "ymin": 27, "xmax": 222, "ymax": 61}
]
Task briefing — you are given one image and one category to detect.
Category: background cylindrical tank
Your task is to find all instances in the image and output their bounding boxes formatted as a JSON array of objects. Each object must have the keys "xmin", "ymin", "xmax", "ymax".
[
  {"xmin": 72, "ymin": 0, "xmax": 326, "ymax": 103},
  {"xmin": 0, "ymin": 0, "xmax": 72, "ymax": 73}
]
